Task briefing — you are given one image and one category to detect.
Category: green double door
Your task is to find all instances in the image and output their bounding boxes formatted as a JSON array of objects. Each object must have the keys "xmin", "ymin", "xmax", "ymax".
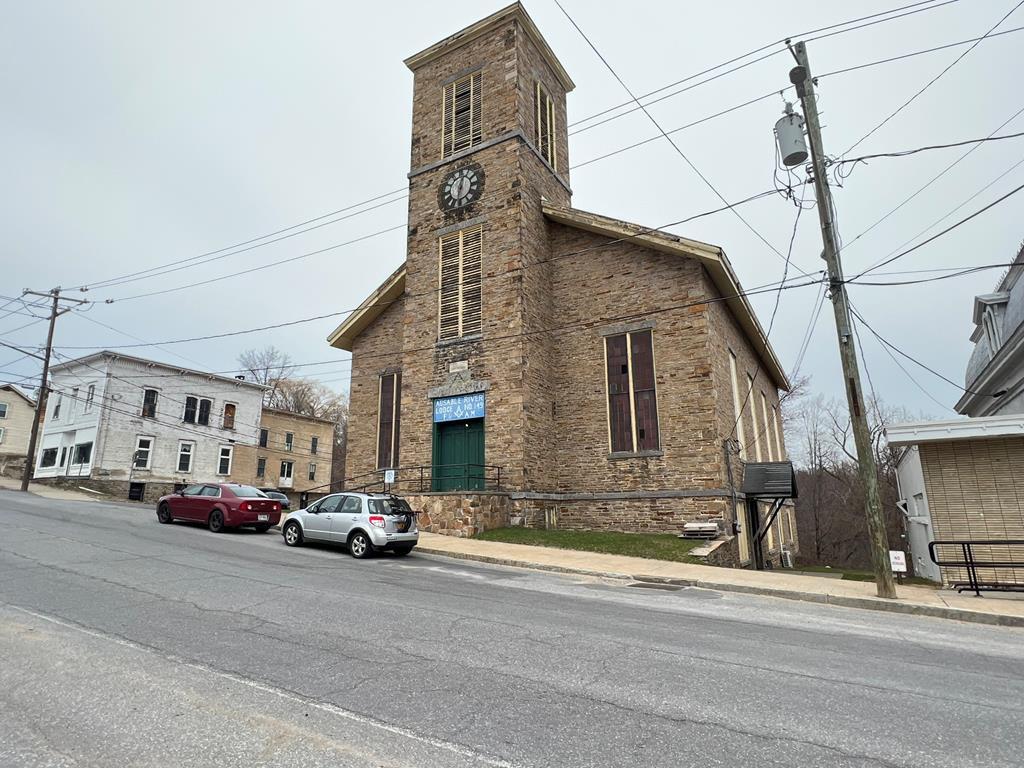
[{"xmin": 433, "ymin": 419, "xmax": 485, "ymax": 491}]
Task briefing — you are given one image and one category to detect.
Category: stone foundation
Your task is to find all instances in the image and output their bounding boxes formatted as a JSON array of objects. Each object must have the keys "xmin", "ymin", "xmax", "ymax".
[
  {"xmin": 36, "ymin": 476, "xmax": 176, "ymax": 505},
  {"xmin": 510, "ymin": 494, "xmax": 731, "ymax": 534},
  {"xmin": 405, "ymin": 493, "xmax": 512, "ymax": 538}
]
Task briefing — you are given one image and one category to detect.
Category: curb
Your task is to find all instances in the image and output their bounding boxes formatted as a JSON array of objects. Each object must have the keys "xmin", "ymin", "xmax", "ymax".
[{"xmin": 415, "ymin": 546, "xmax": 1024, "ymax": 629}]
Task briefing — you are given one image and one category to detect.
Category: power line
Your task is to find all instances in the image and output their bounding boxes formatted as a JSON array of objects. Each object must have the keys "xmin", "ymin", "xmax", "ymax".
[
  {"xmin": 842, "ymin": 0, "xmax": 1024, "ymax": 157},
  {"xmin": 69, "ymin": 188, "xmax": 408, "ymax": 293},
  {"xmin": 850, "ymin": 142, "xmax": 1024, "ymax": 272},
  {"xmin": 833, "ymin": 130, "xmax": 1024, "ymax": 176},
  {"xmin": 849, "ymin": 305, "xmax": 989, "ymax": 398},
  {"xmin": 552, "ymin": 0, "xmax": 812, "ymax": 279},
  {"xmin": 84, "ymin": 186, "xmax": 789, "ymax": 333},
  {"xmin": 568, "ymin": 0, "xmax": 958, "ymax": 132},
  {"xmin": 849, "ymin": 262, "xmax": 1023, "ymax": 286},
  {"xmin": 849, "ymin": 180, "xmax": 1024, "ymax": 280},
  {"xmin": 817, "ymin": 24, "xmax": 1024, "ymax": 80},
  {"xmin": 850, "ymin": 304, "xmax": 953, "ymax": 413}
]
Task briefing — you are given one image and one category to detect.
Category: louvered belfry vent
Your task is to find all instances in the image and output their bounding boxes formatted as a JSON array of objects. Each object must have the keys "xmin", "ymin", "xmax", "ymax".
[
  {"xmin": 438, "ymin": 225, "xmax": 483, "ymax": 341},
  {"xmin": 534, "ymin": 81, "xmax": 556, "ymax": 169},
  {"xmin": 442, "ymin": 71, "xmax": 482, "ymax": 158}
]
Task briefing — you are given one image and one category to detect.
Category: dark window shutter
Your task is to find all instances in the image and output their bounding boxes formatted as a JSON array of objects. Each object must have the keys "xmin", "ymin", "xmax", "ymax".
[
  {"xmin": 198, "ymin": 399, "xmax": 211, "ymax": 426},
  {"xmin": 184, "ymin": 396, "xmax": 197, "ymax": 424},
  {"xmin": 393, "ymin": 372, "xmax": 402, "ymax": 467},
  {"xmin": 377, "ymin": 374, "xmax": 395, "ymax": 469},
  {"xmin": 605, "ymin": 334, "xmax": 633, "ymax": 452},
  {"xmin": 630, "ymin": 330, "xmax": 660, "ymax": 451}
]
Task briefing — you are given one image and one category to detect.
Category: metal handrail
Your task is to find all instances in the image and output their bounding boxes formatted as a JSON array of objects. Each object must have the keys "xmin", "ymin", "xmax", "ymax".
[
  {"xmin": 928, "ymin": 539, "xmax": 1024, "ymax": 596},
  {"xmin": 304, "ymin": 462, "xmax": 504, "ymax": 495}
]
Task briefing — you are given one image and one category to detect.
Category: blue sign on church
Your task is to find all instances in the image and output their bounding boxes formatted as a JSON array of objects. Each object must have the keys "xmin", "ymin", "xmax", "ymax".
[{"xmin": 433, "ymin": 392, "xmax": 485, "ymax": 423}]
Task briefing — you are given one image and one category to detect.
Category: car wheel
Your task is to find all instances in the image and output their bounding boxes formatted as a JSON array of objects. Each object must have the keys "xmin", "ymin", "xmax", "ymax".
[
  {"xmin": 157, "ymin": 503, "xmax": 173, "ymax": 524},
  {"xmin": 392, "ymin": 545, "xmax": 414, "ymax": 557},
  {"xmin": 208, "ymin": 509, "xmax": 225, "ymax": 533},
  {"xmin": 255, "ymin": 524, "xmax": 271, "ymax": 533},
  {"xmin": 348, "ymin": 531, "xmax": 372, "ymax": 559},
  {"xmin": 283, "ymin": 521, "xmax": 303, "ymax": 547}
]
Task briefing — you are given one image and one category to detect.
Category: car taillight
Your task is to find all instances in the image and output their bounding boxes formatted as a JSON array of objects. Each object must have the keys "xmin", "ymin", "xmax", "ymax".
[
  {"xmin": 368, "ymin": 515, "xmax": 385, "ymax": 529},
  {"xmin": 240, "ymin": 502, "xmax": 251, "ymax": 511}
]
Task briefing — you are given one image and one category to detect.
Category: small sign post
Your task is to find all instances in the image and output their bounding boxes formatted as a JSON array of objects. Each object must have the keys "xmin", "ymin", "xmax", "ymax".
[
  {"xmin": 889, "ymin": 550, "xmax": 907, "ymax": 584},
  {"xmin": 383, "ymin": 469, "xmax": 396, "ymax": 490}
]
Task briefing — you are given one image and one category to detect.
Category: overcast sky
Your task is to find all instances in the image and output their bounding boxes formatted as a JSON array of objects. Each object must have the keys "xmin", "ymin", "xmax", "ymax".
[{"xmin": 2, "ymin": 0, "xmax": 1021, "ymax": 421}]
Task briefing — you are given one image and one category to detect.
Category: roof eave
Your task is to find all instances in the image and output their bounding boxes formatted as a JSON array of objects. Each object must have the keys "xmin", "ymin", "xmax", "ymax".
[
  {"xmin": 541, "ymin": 202, "xmax": 790, "ymax": 391},
  {"xmin": 327, "ymin": 266, "xmax": 407, "ymax": 352}
]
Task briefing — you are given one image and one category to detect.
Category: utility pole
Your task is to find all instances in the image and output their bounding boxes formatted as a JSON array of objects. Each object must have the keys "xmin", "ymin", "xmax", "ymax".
[
  {"xmin": 20, "ymin": 288, "xmax": 89, "ymax": 493},
  {"xmin": 788, "ymin": 41, "xmax": 896, "ymax": 599}
]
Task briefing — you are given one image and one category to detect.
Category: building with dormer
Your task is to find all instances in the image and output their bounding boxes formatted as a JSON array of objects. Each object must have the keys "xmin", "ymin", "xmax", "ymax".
[{"xmin": 327, "ymin": 4, "xmax": 795, "ymax": 565}]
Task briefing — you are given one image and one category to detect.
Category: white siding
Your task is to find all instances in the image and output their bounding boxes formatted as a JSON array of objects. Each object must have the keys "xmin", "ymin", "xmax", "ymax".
[{"xmin": 35, "ymin": 355, "xmax": 266, "ymax": 485}]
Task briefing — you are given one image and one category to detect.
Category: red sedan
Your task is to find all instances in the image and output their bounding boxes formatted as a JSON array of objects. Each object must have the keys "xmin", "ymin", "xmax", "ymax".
[{"xmin": 156, "ymin": 483, "xmax": 281, "ymax": 533}]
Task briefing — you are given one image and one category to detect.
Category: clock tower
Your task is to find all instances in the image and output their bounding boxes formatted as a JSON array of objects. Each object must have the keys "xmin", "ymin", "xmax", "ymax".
[{"xmin": 392, "ymin": 2, "xmax": 575, "ymax": 489}]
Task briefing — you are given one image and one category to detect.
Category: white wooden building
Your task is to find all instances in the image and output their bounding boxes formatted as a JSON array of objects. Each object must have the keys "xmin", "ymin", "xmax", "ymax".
[{"xmin": 34, "ymin": 352, "xmax": 267, "ymax": 502}]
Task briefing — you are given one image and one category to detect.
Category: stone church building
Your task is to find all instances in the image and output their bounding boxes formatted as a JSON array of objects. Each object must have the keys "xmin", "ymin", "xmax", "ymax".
[{"xmin": 329, "ymin": 3, "xmax": 796, "ymax": 564}]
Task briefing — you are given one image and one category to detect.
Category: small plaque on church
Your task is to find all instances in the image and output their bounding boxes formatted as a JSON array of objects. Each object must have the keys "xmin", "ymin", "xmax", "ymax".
[{"xmin": 449, "ymin": 360, "xmax": 469, "ymax": 373}]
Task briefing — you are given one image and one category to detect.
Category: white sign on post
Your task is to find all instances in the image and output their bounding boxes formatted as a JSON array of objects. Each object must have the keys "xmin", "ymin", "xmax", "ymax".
[
  {"xmin": 888, "ymin": 550, "xmax": 908, "ymax": 573},
  {"xmin": 383, "ymin": 469, "xmax": 396, "ymax": 485}
]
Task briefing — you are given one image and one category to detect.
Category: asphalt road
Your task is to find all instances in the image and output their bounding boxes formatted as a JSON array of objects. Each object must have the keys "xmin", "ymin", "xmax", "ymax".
[{"xmin": 1, "ymin": 490, "xmax": 1022, "ymax": 768}]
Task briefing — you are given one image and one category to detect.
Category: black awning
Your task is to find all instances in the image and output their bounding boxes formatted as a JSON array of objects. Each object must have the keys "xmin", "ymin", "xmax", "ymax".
[{"xmin": 741, "ymin": 461, "xmax": 798, "ymax": 499}]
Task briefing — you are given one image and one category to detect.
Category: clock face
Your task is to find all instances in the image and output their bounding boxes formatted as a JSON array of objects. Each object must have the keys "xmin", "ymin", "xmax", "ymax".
[{"xmin": 438, "ymin": 164, "xmax": 484, "ymax": 211}]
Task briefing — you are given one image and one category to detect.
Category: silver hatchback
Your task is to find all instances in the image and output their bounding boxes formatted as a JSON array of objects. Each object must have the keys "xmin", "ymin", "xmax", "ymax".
[{"xmin": 281, "ymin": 492, "xmax": 419, "ymax": 558}]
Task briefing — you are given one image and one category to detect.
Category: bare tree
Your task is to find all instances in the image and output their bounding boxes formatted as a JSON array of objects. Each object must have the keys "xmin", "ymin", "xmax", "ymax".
[
  {"xmin": 237, "ymin": 349, "xmax": 351, "ymax": 488},
  {"xmin": 785, "ymin": 380, "xmax": 913, "ymax": 569},
  {"xmin": 238, "ymin": 346, "xmax": 296, "ymax": 405}
]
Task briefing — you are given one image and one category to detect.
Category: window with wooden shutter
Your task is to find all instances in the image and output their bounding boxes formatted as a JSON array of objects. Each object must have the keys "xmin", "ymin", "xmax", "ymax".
[
  {"xmin": 222, "ymin": 403, "xmax": 236, "ymax": 430},
  {"xmin": 377, "ymin": 372, "xmax": 401, "ymax": 469},
  {"xmin": 534, "ymin": 81, "xmax": 556, "ymax": 169},
  {"xmin": 442, "ymin": 71, "xmax": 482, "ymax": 158},
  {"xmin": 605, "ymin": 330, "xmax": 660, "ymax": 453},
  {"xmin": 438, "ymin": 225, "xmax": 483, "ymax": 340}
]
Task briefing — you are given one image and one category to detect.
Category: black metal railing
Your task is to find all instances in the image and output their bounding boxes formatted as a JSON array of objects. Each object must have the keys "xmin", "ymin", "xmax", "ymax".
[
  {"xmin": 304, "ymin": 463, "xmax": 504, "ymax": 496},
  {"xmin": 928, "ymin": 540, "xmax": 1024, "ymax": 596}
]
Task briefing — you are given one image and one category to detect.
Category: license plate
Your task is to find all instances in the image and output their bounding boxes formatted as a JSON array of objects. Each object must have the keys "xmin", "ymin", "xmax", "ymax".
[{"xmin": 258, "ymin": 514, "xmax": 269, "ymax": 521}]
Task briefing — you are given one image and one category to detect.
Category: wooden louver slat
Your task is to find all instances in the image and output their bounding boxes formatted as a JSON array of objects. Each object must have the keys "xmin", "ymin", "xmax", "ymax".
[
  {"xmin": 438, "ymin": 225, "xmax": 484, "ymax": 341},
  {"xmin": 442, "ymin": 72, "xmax": 482, "ymax": 158},
  {"xmin": 534, "ymin": 81, "xmax": 556, "ymax": 169}
]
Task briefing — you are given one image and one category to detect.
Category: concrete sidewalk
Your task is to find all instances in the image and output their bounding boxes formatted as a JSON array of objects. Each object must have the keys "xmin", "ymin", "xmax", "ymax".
[
  {"xmin": 0, "ymin": 474, "xmax": 109, "ymax": 503},
  {"xmin": 416, "ymin": 532, "xmax": 1024, "ymax": 628}
]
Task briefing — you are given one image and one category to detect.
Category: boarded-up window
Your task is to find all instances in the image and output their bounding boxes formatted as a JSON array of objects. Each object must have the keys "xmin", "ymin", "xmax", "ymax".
[
  {"xmin": 222, "ymin": 403, "xmax": 236, "ymax": 430},
  {"xmin": 534, "ymin": 81, "xmax": 556, "ymax": 169},
  {"xmin": 442, "ymin": 71, "xmax": 482, "ymax": 158},
  {"xmin": 438, "ymin": 225, "xmax": 483, "ymax": 340},
  {"xmin": 605, "ymin": 330, "xmax": 660, "ymax": 454},
  {"xmin": 142, "ymin": 389, "xmax": 158, "ymax": 418},
  {"xmin": 377, "ymin": 372, "xmax": 401, "ymax": 469}
]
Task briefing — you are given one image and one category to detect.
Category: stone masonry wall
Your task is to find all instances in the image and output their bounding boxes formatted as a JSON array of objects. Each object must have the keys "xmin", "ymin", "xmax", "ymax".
[
  {"xmin": 705, "ymin": 281, "xmax": 795, "ymax": 553},
  {"xmin": 405, "ymin": 492, "xmax": 512, "ymax": 538},
  {"xmin": 347, "ymin": 295, "xmax": 405, "ymax": 485},
  {"xmin": 542, "ymin": 222, "xmax": 722, "ymax": 494},
  {"xmin": 512, "ymin": 495, "xmax": 730, "ymax": 534}
]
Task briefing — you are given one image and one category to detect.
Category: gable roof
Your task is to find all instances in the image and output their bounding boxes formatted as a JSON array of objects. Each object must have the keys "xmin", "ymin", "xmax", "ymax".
[
  {"xmin": 49, "ymin": 351, "xmax": 270, "ymax": 391},
  {"xmin": 542, "ymin": 202, "xmax": 790, "ymax": 390},
  {"xmin": 327, "ymin": 265, "xmax": 406, "ymax": 352},
  {"xmin": 0, "ymin": 383, "xmax": 36, "ymax": 406},
  {"xmin": 325, "ymin": 206, "xmax": 790, "ymax": 390}
]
